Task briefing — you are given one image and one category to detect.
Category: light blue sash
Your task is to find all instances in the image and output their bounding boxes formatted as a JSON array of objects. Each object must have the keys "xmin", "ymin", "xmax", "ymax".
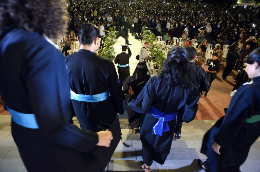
[
  {"xmin": 148, "ymin": 105, "xmax": 177, "ymax": 136},
  {"xmin": 6, "ymin": 105, "xmax": 39, "ymax": 129},
  {"xmin": 70, "ymin": 90, "xmax": 110, "ymax": 102},
  {"xmin": 118, "ymin": 64, "xmax": 129, "ymax": 67}
]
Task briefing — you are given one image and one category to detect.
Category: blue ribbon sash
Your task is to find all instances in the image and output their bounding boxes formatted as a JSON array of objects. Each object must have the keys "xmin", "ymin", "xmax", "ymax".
[
  {"xmin": 118, "ymin": 64, "xmax": 129, "ymax": 67},
  {"xmin": 148, "ymin": 105, "xmax": 177, "ymax": 136},
  {"xmin": 70, "ymin": 90, "xmax": 110, "ymax": 102},
  {"xmin": 5, "ymin": 105, "xmax": 39, "ymax": 129}
]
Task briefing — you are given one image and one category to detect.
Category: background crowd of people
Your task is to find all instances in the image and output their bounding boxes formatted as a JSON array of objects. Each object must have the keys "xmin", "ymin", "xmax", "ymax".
[{"xmin": 65, "ymin": 0, "xmax": 260, "ymax": 46}]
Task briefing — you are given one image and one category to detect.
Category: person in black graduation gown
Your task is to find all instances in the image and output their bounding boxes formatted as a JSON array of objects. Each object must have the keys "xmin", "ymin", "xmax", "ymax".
[
  {"xmin": 128, "ymin": 47, "xmax": 202, "ymax": 172},
  {"xmin": 115, "ymin": 44, "xmax": 132, "ymax": 86},
  {"xmin": 66, "ymin": 23, "xmax": 124, "ymax": 171},
  {"xmin": 199, "ymin": 48, "xmax": 260, "ymax": 172},
  {"xmin": 0, "ymin": 1, "xmax": 113, "ymax": 172},
  {"xmin": 175, "ymin": 46, "xmax": 210, "ymax": 139},
  {"xmin": 222, "ymin": 47, "xmax": 240, "ymax": 80},
  {"xmin": 123, "ymin": 62, "xmax": 150, "ymax": 133}
]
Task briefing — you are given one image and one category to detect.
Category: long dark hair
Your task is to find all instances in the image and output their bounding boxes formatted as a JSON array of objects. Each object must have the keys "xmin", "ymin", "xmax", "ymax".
[
  {"xmin": 0, "ymin": 0, "xmax": 67, "ymax": 40},
  {"xmin": 158, "ymin": 46, "xmax": 191, "ymax": 88},
  {"xmin": 133, "ymin": 62, "xmax": 148, "ymax": 79}
]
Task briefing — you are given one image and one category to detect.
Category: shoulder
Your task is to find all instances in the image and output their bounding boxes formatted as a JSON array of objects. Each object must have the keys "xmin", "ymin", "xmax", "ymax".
[
  {"xmin": 235, "ymin": 80, "xmax": 260, "ymax": 103},
  {"xmin": 4, "ymin": 29, "xmax": 61, "ymax": 58},
  {"xmin": 97, "ymin": 55, "xmax": 115, "ymax": 67}
]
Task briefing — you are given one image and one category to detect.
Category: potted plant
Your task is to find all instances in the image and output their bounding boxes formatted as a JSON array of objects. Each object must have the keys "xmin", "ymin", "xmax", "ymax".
[{"xmin": 100, "ymin": 28, "xmax": 118, "ymax": 61}]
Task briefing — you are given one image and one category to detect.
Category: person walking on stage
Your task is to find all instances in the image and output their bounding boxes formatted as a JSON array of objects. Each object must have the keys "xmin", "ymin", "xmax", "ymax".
[
  {"xmin": 129, "ymin": 47, "xmax": 202, "ymax": 172},
  {"xmin": 66, "ymin": 23, "xmax": 124, "ymax": 171},
  {"xmin": 0, "ymin": 1, "xmax": 113, "ymax": 172},
  {"xmin": 115, "ymin": 44, "xmax": 132, "ymax": 86},
  {"xmin": 123, "ymin": 62, "xmax": 150, "ymax": 133},
  {"xmin": 222, "ymin": 47, "xmax": 240, "ymax": 80},
  {"xmin": 175, "ymin": 46, "xmax": 210, "ymax": 139}
]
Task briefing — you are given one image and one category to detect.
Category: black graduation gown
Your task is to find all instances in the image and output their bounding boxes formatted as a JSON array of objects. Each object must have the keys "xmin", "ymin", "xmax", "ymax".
[
  {"xmin": 0, "ymin": 28, "xmax": 100, "ymax": 172},
  {"xmin": 177, "ymin": 62, "xmax": 210, "ymax": 124},
  {"xmin": 66, "ymin": 49, "xmax": 124, "ymax": 170},
  {"xmin": 129, "ymin": 76, "xmax": 200, "ymax": 164},
  {"xmin": 123, "ymin": 75, "xmax": 150, "ymax": 128},
  {"xmin": 114, "ymin": 47, "xmax": 132, "ymax": 86},
  {"xmin": 222, "ymin": 51, "xmax": 240, "ymax": 79},
  {"xmin": 201, "ymin": 77, "xmax": 260, "ymax": 172}
]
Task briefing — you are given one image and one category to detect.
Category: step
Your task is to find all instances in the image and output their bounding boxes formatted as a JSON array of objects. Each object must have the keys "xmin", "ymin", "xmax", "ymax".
[
  {"xmin": 105, "ymin": 159, "xmax": 260, "ymax": 172},
  {"xmin": 105, "ymin": 159, "xmax": 205, "ymax": 172}
]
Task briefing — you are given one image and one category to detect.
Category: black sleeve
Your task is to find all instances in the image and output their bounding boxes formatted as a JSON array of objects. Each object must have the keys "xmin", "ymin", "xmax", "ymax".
[
  {"xmin": 128, "ymin": 77, "xmax": 156, "ymax": 114},
  {"xmin": 108, "ymin": 61, "xmax": 125, "ymax": 114},
  {"xmin": 114, "ymin": 55, "xmax": 119, "ymax": 64},
  {"xmin": 128, "ymin": 47, "xmax": 132, "ymax": 58},
  {"xmin": 26, "ymin": 46, "xmax": 99, "ymax": 153},
  {"xmin": 199, "ymin": 67, "xmax": 210, "ymax": 92}
]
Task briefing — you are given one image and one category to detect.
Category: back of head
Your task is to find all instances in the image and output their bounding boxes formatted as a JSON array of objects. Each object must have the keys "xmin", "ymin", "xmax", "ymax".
[
  {"xmin": 78, "ymin": 23, "xmax": 99, "ymax": 45},
  {"xmin": 158, "ymin": 46, "xmax": 191, "ymax": 88},
  {"xmin": 133, "ymin": 62, "xmax": 148, "ymax": 79},
  {"xmin": 0, "ymin": 0, "xmax": 67, "ymax": 40},
  {"xmin": 245, "ymin": 47, "xmax": 260, "ymax": 65},
  {"xmin": 122, "ymin": 45, "xmax": 127, "ymax": 51},
  {"xmin": 185, "ymin": 46, "xmax": 197, "ymax": 61}
]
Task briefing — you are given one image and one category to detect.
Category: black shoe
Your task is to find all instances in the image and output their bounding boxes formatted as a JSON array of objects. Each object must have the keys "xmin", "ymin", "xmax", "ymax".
[
  {"xmin": 198, "ymin": 159, "xmax": 210, "ymax": 172},
  {"xmin": 175, "ymin": 133, "xmax": 181, "ymax": 139},
  {"xmin": 134, "ymin": 128, "xmax": 140, "ymax": 134},
  {"xmin": 223, "ymin": 77, "xmax": 227, "ymax": 80},
  {"xmin": 204, "ymin": 92, "xmax": 208, "ymax": 97}
]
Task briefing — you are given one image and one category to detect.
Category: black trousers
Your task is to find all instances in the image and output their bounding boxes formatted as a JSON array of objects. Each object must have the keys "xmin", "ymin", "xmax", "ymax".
[
  {"xmin": 142, "ymin": 144, "xmax": 153, "ymax": 166},
  {"xmin": 175, "ymin": 112, "xmax": 183, "ymax": 133},
  {"xmin": 208, "ymin": 73, "xmax": 216, "ymax": 84},
  {"xmin": 222, "ymin": 63, "xmax": 235, "ymax": 79}
]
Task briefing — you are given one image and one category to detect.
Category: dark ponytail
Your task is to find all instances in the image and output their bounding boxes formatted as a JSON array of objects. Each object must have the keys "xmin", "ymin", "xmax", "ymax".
[{"xmin": 158, "ymin": 46, "xmax": 191, "ymax": 88}]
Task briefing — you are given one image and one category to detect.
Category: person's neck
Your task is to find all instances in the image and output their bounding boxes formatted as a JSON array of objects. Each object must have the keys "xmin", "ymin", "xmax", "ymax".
[{"xmin": 80, "ymin": 44, "xmax": 96, "ymax": 53}]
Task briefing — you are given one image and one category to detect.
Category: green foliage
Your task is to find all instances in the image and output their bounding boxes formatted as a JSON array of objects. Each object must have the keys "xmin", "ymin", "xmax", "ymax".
[
  {"xmin": 140, "ymin": 29, "xmax": 156, "ymax": 44},
  {"xmin": 141, "ymin": 28, "xmax": 169, "ymax": 72},
  {"xmin": 100, "ymin": 30, "xmax": 118, "ymax": 61},
  {"xmin": 150, "ymin": 43, "xmax": 168, "ymax": 70}
]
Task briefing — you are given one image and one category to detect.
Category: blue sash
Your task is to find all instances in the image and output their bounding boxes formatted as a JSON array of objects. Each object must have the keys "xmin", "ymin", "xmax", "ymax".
[
  {"xmin": 70, "ymin": 90, "xmax": 110, "ymax": 102},
  {"xmin": 5, "ymin": 105, "xmax": 39, "ymax": 129},
  {"xmin": 118, "ymin": 64, "xmax": 129, "ymax": 67},
  {"xmin": 148, "ymin": 105, "xmax": 177, "ymax": 136}
]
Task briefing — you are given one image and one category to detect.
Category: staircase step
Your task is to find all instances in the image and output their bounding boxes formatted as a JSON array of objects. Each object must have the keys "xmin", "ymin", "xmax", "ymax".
[
  {"xmin": 0, "ymin": 159, "xmax": 26, "ymax": 172},
  {"xmin": 105, "ymin": 159, "xmax": 260, "ymax": 172},
  {"xmin": 105, "ymin": 159, "xmax": 206, "ymax": 171}
]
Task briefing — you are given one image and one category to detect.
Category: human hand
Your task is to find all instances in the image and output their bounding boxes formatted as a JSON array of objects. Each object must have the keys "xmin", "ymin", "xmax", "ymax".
[
  {"xmin": 128, "ymin": 86, "xmax": 134, "ymax": 96},
  {"xmin": 96, "ymin": 130, "xmax": 113, "ymax": 147},
  {"xmin": 212, "ymin": 142, "xmax": 221, "ymax": 155}
]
